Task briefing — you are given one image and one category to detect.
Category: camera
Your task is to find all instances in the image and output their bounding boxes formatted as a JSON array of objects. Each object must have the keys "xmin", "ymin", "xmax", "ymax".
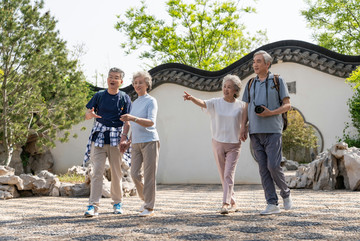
[{"xmin": 255, "ymin": 105, "xmax": 264, "ymax": 114}]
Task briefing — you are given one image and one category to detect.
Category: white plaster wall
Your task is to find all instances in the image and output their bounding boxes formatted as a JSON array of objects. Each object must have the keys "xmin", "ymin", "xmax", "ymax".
[
  {"xmin": 150, "ymin": 84, "xmax": 259, "ymax": 184},
  {"xmin": 270, "ymin": 63, "xmax": 353, "ymax": 149},
  {"xmin": 51, "ymin": 62, "xmax": 353, "ymax": 184},
  {"xmin": 52, "ymin": 119, "xmax": 93, "ymax": 174}
]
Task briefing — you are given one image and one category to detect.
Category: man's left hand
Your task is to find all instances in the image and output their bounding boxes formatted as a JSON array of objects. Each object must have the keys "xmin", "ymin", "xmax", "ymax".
[{"xmin": 256, "ymin": 106, "xmax": 273, "ymax": 117}]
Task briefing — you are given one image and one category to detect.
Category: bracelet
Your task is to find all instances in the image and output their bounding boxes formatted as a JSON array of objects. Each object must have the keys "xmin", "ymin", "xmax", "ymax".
[{"xmin": 134, "ymin": 117, "xmax": 138, "ymax": 122}]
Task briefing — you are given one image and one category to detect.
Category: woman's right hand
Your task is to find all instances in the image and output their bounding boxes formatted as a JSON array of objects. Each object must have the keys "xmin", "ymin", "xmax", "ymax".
[{"xmin": 183, "ymin": 91, "xmax": 192, "ymax": 101}]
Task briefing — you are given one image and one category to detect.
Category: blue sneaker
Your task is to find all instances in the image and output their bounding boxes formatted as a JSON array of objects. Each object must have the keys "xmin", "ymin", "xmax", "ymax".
[
  {"xmin": 113, "ymin": 203, "xmax": 123, "ymax": 214},
  {"xmin": 84, "ymin": 205, "xmax": 98, "ymax": 217}
]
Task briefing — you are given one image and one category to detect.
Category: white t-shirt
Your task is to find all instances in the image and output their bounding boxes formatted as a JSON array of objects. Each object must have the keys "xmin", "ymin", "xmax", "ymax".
[{"xmin": 204, "ymin": 98, "xmax": 245, "ymax": 143}]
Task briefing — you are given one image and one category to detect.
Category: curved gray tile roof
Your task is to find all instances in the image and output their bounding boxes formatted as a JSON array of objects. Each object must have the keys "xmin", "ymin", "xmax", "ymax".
[{"xmin": 121, "ymin": 40, "xmax": 360, "ymax": 100}]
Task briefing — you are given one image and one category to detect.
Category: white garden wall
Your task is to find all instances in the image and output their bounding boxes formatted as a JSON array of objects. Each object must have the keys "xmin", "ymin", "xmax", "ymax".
[{"xmin": 51, "ymin": 62, "xmax": 353, "ymax": 184}]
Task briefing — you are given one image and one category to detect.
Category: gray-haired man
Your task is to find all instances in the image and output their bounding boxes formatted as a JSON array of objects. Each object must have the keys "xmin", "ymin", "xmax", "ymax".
[
  {"xmin": 83, "ymin": 67, "xmax": 132, "ymax": 217},
  {"xmin": 240, "ymin": 50, "xmax": 293, "ymax": 215}
]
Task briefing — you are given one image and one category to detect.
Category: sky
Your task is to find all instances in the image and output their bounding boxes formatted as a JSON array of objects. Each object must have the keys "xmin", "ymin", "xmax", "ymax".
[{"xmin": 43, "ymin": 0, "xmax": 314, "ymax": 87}]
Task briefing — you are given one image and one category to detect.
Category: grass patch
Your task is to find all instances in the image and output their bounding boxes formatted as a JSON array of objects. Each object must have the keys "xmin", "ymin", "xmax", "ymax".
[{"xmin": 58, "ymin": 173, "xmax": 85, "ymax": 184}]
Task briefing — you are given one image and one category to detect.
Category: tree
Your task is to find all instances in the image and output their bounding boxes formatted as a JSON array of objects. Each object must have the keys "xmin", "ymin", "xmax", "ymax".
[
  {"xmin": 0, "ymin": 0, "xmax": 90, "ymax": 167},
  {"xmin": 282, "ymin": 109, "xmax": 318, "ymax": 163},
  {"xmin": 302, "ymin": 0, "xmax": 360, "ymax": 146},
  {"xmin": 301, "ymin": 0, "xmax": 360, "ymax": 55},
  {"xmin": 341, "ymin": 66, "xmax": 360, "ymax": 147},
  {"xmin": 115, "ymin": 0, "xmax": 268, "ymax": 71}
]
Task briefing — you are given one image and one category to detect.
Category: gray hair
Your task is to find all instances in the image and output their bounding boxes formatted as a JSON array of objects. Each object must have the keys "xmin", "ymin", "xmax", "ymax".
[
  {"xmin": 222, "ymin": 74, "xmax": 242, "ymax": 98},
  {"xmin": 108, "ymin": 67, "xmax": 125, "ymax": 79},
  {"xmin": 132, "ymin": 71, "xmax": 153, "ymax": 90},
  {"xmin": 254, "ymin": 50, "xmax": 273, "ymax": 67}
]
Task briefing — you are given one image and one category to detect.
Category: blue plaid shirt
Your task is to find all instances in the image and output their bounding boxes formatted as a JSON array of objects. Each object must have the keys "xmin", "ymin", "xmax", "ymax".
[{"xmin": 84, "ymin": 121, "xmax": 126, "ymax": 166}]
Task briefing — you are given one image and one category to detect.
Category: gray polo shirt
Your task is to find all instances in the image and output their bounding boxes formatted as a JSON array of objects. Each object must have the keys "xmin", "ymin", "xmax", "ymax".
[{"xmin": 242, "ymin": 73, "xmax": 289, "ymax": 134}]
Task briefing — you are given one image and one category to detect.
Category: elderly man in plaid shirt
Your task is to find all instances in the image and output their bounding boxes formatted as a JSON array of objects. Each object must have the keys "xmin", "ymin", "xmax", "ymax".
[{"xmin": 83, "ymin": 67, "xmax": 132, "ymax": 217}]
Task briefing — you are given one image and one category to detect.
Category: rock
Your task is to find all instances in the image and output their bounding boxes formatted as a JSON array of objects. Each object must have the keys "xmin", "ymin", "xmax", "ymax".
[
  {"xmin": 343, "ymin": 152, "xmax": 360, "ymax": 190},
  {"xmin": 122, "ymin": 180, "xmax": 136, "ymax": 196},
  {"xmin": 0, "ymin": 184, "xmax": 20, "ymax": 198},
  {"xmin": 29, "ymin": 150, "xmax": 54, "ymax": 174},
  {"xmin": 0, "ymin": 190, "xmax": 13, "ymax": 200},
  {"xmin": 19, "ymin": 174, "xmax": 39, "ymax": 190},
  {"xmin": 8, "ymin": 149, "xmax": 24, "ymax": 175},
  {"xmin": 102, "ymin": 178, "xmax": 111, "ymax": 198},
  {"xmin": 104, "ymin": 161, "xmax": 111, "ymax": 181},
  {"xmin": 18, "ymin": 171, "xmax": 60, "ymax": 195},
  {"xmin": 330, "ymin": 142, "xmax": 348, "ymax": 159},
  {"xmin": 0, "ymin": 175, "xmax": 23, "ymax": 190},
  {"xmin": 60, "ymin": 183, "xmax": 90, "ymax": 197},
  {"xmin": 284, "ymin": 159, "xmax": 299, "ymax": 171},
  {"xmin": 286, "ymin": 143, "xmax": 360, "ymax": 191},
  {"xmin": 67, "ymin": 166, "xmax": 86, "ymax": 176},
  {"xmin": 0, "ymin": 166, "xmax": 15, "ymax": 176}
]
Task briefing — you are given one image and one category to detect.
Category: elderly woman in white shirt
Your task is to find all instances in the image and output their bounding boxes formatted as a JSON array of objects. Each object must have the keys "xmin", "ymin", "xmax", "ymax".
[
  {"xmin": 183, "ymin": 74, "xmax": 245, "ymax": 215},
  {"xmin": 120, "ymin": 71, "xmax": 160, "ymax": 217}
]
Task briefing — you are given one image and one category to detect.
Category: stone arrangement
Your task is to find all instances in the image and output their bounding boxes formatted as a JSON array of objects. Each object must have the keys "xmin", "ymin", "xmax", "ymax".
[
  {"xmin": 1, "ymin": 142, "xmax": 358, "ymax": 200},
  {"xmin": 0, "ymin": 159, "xmax": 136, "ymax": 200},
  {"xmin": 286, "ymin": 142, "xmax": 360, "ymax": 191}
]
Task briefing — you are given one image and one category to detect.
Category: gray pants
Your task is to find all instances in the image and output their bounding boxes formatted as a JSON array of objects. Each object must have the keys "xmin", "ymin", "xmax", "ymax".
[{"xmin": 250, "ymin": 133, "xmax": 290, "ymax": 205}]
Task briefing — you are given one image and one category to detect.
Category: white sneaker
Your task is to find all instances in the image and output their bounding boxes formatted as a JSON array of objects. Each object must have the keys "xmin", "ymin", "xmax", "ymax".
[
  {"xmin": 84, "ymin": 205, "xmax": 98, "ymax": 217},
  {"xmin": 139, "ymin": 209, "xmax": 154, "ymax": 217},
  {"xmin": 283, "ymin": 195, "xmax": 293, "ymax": 210},
  {"xmin": 139, "ymin": 203, "xmax": 146, "ymax": 212},
  {"xmin": 229, "ymin": 204, "xmax": 239, "ymax": 213},
  {"xmin": 220, "ymin": 207, "xmax": 229, "ymax": 215},
  {"xmin": 260, "ymin": 204, "xmax": 281, "ymax": 215}
]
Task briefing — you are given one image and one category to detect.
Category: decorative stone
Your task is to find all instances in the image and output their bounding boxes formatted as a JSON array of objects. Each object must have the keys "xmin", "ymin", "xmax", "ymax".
[
  {"xmin": 0, "ymin": 184, "xmax": 19, "ymax": 198},
  {"xmin": 8, "ymin": 149, "xmax": 24, "ymax": 175},
  {"xmin": 29, "ymin": 150, "xmax": 54, "ymax": 174},
  {"xmin": 0, "ymin": 166, "xmax": 15, "ymax": 176},
  {"xmin": 286, "ymin": 143, "xmax": 360, "ymax": 191},
  {"xmin": 59, "ymin": 183, "xmax": 90, "ymax": 197},
  {"xmin": 343, "ymin": 152, "xmax": 360, "ymax": 190},
  {"xmin": 0, "ymin": 190, "xmax": 13, "ymax": 200},
  {"xmin": 67, "ymin": 166, "xmax": 86, "ymax": 176},
  {"xmin": 102, "ymin": 178, "xmax": 111, "ymax": 198},
  {"xmin": 0, "ymin": 175, "xmax": 23, "ymax": 190}
]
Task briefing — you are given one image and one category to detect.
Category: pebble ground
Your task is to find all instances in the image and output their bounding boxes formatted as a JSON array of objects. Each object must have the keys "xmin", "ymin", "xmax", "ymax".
[{"xmin": 1, "ymin": 184, "xmax": 360, "ymax": 240}]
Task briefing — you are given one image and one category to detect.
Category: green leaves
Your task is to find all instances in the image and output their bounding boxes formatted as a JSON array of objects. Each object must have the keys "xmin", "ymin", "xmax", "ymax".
[
  {"xmin": 282, "ymin": 109, "xmax": 319, "ymax": 163},
  {"xmin": 0, "ymin": 0, "xmax": 90, "ymax": 165},
  {"xmin": 302, "ymin": 0, "xmax": 360, "ymax": 55},
  {"xmin": 115, "ymin": 0, "xmax": 267, "ymax": 71}
]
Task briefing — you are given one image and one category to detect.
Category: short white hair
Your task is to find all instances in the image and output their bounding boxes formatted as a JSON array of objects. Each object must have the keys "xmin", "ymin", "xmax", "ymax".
[
  {"xmin": 222, "ymin": 74, "xmax": 242, "ymax": 98},
  {"xmin": 132, "ymin": 71, "xmax": 152, "ymax": 90},
  {"xmin": 254, "ymin": 50, "xmax": 273, "ymax": 67}
]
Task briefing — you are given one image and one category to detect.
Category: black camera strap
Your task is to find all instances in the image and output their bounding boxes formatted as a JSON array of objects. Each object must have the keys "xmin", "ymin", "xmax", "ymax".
[{"xmin": 253, "ymin": 74, "xmax": 269, "ymax": 107}]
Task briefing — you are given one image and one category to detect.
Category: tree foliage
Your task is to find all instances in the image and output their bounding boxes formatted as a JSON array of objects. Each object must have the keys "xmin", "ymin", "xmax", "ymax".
[
  {"xmin": 282, "ymin": 109, "xmax": 318, "ymax": 162},
  {"xmin": 0, "ymin": 0, "xmax": 90, "ymax": 166},
  {"xmin": 301, "ymin": 0, "xmax": 360, "ymax": 55},
  {"xmin": 341, "ymin": 66, "xmax": 360, "ymax": 147},
  {"xmin": 115, "ymin": 0, "xmax": 268, "ymax": 71}
]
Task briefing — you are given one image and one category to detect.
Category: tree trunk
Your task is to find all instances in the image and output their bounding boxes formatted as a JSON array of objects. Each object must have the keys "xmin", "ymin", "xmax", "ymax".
[{"xmin": 4, "ymin": 145, "xmax": 13, "ymax": 166}]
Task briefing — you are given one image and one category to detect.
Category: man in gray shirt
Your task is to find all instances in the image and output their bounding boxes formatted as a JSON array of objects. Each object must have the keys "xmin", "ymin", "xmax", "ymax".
[{"xmin": 240, "ymin": 50, "xmax": 292, "ymax": 215}]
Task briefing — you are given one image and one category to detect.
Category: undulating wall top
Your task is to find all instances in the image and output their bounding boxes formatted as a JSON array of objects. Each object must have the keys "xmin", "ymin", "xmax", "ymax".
[{"xmin": 117, "ymin": 40, "xmax": 360, "ymax": 100}]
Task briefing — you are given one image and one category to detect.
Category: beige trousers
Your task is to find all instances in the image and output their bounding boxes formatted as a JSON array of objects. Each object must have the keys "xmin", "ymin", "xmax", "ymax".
[
  {"xmin": 131, "ymin": 141, "xmax": 160, "ymax": 210},
  {"xmin": 89, "ymin": 142, "xmax": 123, "ymax": 207},
  {"xmin": 212, "ymin": 139, "xmax": 241, "ymax": 205}
]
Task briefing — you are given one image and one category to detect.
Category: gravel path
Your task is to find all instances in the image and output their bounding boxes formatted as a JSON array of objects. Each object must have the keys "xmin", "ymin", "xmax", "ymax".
[{"xmin": 1, "ymin": 184, "xmax": 360, "ymax": 240}]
